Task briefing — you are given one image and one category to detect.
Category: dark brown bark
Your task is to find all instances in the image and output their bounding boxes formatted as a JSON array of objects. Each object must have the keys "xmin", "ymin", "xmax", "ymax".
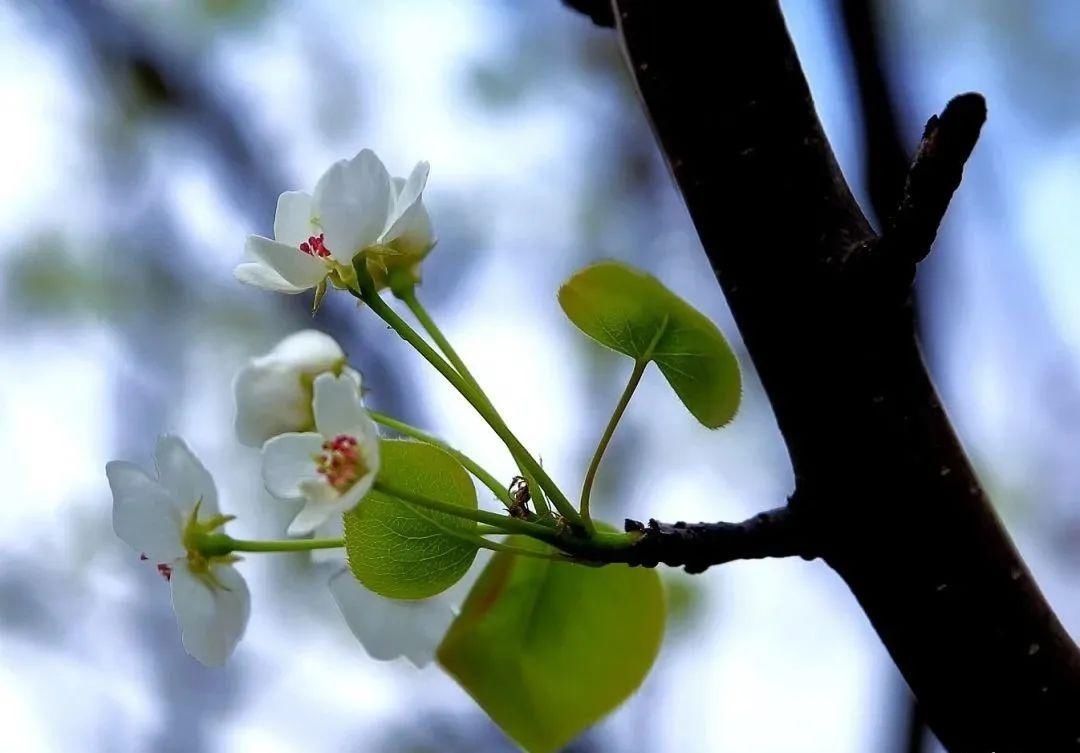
[
  {"xmin": 616, "ymin": 508, "xmax": 813, "ymax": 573},
  {"xmin": 838, "ymin": 3, "xmax": 932, "ymax": 750},
  {"xmin": 564, "ymin": 1, "xmax": 1080, "ymax": 751}
]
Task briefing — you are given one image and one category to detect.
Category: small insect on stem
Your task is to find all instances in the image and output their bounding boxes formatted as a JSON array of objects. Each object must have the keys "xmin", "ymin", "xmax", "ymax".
[
  {"xmin": 553, "ymin": 514, "xmax": 572, "ymax": 535},
  {"xmin": 508, "ymin": 475, "xmax": 533, "ymax": 519}
]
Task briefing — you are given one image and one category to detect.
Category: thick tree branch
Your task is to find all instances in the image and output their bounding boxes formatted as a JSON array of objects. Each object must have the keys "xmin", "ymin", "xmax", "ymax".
[
  {"xmin": 563, "ymin": 1, "xmax": 1080, "ymax": 751},
  {"xmin": 839, "ymin": 4, "xmax": 933, "ymax": 750}
]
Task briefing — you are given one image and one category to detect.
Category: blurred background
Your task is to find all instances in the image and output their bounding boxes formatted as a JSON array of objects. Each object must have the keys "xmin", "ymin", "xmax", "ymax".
[{"xmin": 1, "ymin": 0, "xmax": 1078, "ymax": 751}]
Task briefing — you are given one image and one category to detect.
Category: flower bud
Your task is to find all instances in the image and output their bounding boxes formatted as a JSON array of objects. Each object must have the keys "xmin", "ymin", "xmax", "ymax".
[{"xmin": 234, "ymin": 330, "xmax": 358, "ymax": 447}]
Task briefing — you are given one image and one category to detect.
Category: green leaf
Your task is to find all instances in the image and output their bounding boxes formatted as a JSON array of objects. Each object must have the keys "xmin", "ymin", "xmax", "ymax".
[
  {"xmin": 344, "ymin": 439, "xmax": 478, "ymax": 599},
  {"xmin": 558, "ymin": 260, "xmax": 741, "ymax": 428},
  {"xmin": 438, "ymin": 535, "xmax": 665, "ymax": 753}
]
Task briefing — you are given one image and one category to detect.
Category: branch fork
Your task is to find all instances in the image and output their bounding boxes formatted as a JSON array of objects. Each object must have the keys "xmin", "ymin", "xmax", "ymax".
[{"xmin": 848, "ymin": 92, "xmax": 988, "ymax": 292}]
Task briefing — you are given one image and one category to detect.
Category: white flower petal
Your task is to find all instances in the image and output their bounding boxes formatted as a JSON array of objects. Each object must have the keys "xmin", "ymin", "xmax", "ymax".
[
  {"xmin": 234, "ymin": 330, "xmax": 350, "ymax": 447},
  {"xmin": 347, "ymin": 423, "xmax": 381, "ymax": 499},
  {"xmin": 233, "ymin": 362, "xmax": 310, "ymax": 448},
  {"xmin": 319, "ymin": 198, "xmax": 381, "ymax": 264},
  {"xmin": 291, "ymin": 469, "xmax": 368, "ymax": 539},
  {"xmin": 106, "ymin": 461, "xmax": 186, "ymax": 562},
  {"xmin": 287, "ymin": 499, "xmax": 336, "ymax": 533},
  {"xmin": 314, "ymin": 151, "xmax": 392, "ymax": 262},
  {"xmin": 261, "ymin": 432, "xmax": 325, "ymax": 499},
  {"xmin": 170, "ymin": 564, "xmax": 250, "ymax": 667},
  {"xmin": 273, "ymin": 191, "xmax": 316, "ymax": 247},
  {"xmin": 339, "ymin": 468, "xmax": 373, "ymax": 512},
  {"xmin": 268, "ymin": 329, "xmax": 346, "ymax": 368},
  {"xmin": 329, "ymin": 569, "xmax": 455, "ymax": 667},
  {"xmin": 286, "ymin": 489, "xmax": 350, "ymax": 537},
  {"xmin": 312, "ymin": 372, "xmax": 371, "ymax": 440},
  {"xmin": 340, "ymin": 366, "xmax": 362, "ymax": 391},
  {"xmin": 388, "ymin": 161, "xmax": 429, "ymax": 225},
  {"xmin": 311, "ymin": 374, "xmax": 380, "ymax": 503},
  {"xmin": 390, "ymin": 176, "xmax": 407, "ymax": 201},
  {"xmin": 381, "ymin": 200, "xmax": 435, "ymax": 257},
  {"xmin": 287, "ymin": 505, "xmax": 335, "ymax": 537},
  {"xmin": 245, "ymin": 235, "xmax": 327, "ymax": 290},
  {"xmin": 234, "ymin": 262, "xmax": 307, "ymax": 293},
  {"xmin": 154, "ymin": 435, "xmax": 219, "ymax": 516}
]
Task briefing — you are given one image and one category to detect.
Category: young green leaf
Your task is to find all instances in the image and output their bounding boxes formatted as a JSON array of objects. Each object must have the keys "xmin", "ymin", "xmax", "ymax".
[
  {"xmin": 344, "ymin": 439, "xmax": 478, "ymax": 599},
  {"xmin": 558, "ymin": 260, "xmax": 741, "ymax": 428},
  {"xmin": 437, "ymin": 535, "xmax": 665, "ymax": 753}
]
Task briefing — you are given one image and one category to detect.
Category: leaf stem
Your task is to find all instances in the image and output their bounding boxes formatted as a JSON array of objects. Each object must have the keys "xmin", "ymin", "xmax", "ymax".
[
  {"xmin": 579, "ymin": 317, "xmax": 666, "ymax": 531},
  {"xmin": 372, "ymin": 479, "xmax": 562, "ymax": 543},
  {"xmin": 369, "ymin": 410, "xmax": 514, "ymax": 509},
  {"xmin": 579, "ymin": 359, "xmax": 649, "ymax": 530},
  {"xmin": 196, "ymin": 534, "xmax": 344, "ymax": 556},
  {"xmin": 481, "ymin": 538, "xmax": 574, "ymax": 562},
  {"xmin": 355, "ymin": 273, "xmax": 579, "ymax": 526},
  {"xmin": 371, "ymin": 480, "xmax": 638, "ymax": 559},
  {"xmin": 395, "ymin": 283, "xmax": 553, "ymax": 518},
  {"xmin": 373, "ymin": 490, "xmax": 572, "ymax": 563}
]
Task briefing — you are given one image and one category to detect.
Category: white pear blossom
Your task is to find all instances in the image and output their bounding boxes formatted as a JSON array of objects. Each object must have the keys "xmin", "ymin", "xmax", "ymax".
[
  {"xmin": 234, "ymin": 329, "xmax": 361, "ymax": 447},
  {"xmin": 235, "ymin": 148, "xmax": 435, "ymax": 295},
  {"xmin": 328, "ymin": 569, "xmax": 455, "ymax": 667},
  {"xmin": 262, "ymin": 372, "xmax": 381, "ymax": 536},
  {"xmin": 106, "ymin": 436, "xmax": 250, "ymax": 667}
]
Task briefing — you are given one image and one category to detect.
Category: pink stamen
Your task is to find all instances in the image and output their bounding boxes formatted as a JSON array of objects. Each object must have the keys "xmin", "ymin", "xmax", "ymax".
[
  {"xmin": 299, "ymin": 233, "xmax": 331, "ymax": 258},
  {"xmin": 316, "ymin": 434, "xmax": 363, "ymax": 491}
]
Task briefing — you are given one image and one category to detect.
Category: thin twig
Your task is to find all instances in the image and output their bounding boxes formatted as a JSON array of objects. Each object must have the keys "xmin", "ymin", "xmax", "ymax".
[
  {"xmin": 600, "ymin": 508, "xmax": 814, "ymax": 573},
  {"xmin": 888, "ymin": 93, "xmax": 987, "ymax": 263}
]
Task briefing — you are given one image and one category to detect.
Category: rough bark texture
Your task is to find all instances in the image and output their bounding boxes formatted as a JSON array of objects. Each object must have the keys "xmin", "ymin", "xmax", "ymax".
[{"xmin": 567, "ymin": 1, "xmax": 1080, "ymax": 751}]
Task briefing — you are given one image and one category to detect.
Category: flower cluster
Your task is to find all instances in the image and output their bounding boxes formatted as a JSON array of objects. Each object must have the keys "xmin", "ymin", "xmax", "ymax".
[
  {"xmin": 108, "ymin": 149, "xmax": 454, "ymax": 668},
  {"xmin": 101, "ymin": 133, "xmax": 720, "ymax": 752},
  {"xmin": 110, "ymin": 328, "xmax": 456, "ymax": 667}
]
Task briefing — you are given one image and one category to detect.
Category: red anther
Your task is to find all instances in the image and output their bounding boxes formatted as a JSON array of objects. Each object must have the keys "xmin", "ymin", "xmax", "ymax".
[
  {"xmin": 316, "ymin": 434, "xmax": 365, "ymax": 491},
  {"xmin": 299, "ymin": 233, "xmax": 331, "ymax": 258},
  {"xmin": 141, "ymin": 554, "xmax": 173, "ymax": 581}
]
